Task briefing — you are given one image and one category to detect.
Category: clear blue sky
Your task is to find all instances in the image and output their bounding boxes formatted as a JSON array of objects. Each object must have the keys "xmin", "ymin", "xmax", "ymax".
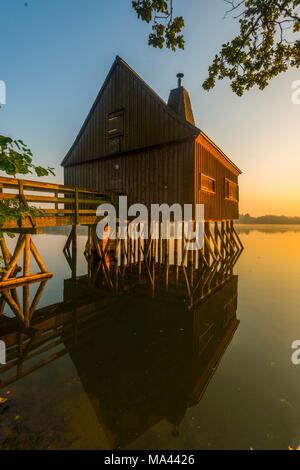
[{"xmin": 1, "ymin": 0, "xmax": 299, "ymax": 215}]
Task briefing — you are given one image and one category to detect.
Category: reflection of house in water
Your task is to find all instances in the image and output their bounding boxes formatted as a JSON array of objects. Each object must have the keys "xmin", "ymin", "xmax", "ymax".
[
  {"xmin": 67, "ymin": 276, "xmax": 239, "ymax": 448},
  {"xmin": 0, "ymin": 274, "xmax": 239, "ymax": 449}
]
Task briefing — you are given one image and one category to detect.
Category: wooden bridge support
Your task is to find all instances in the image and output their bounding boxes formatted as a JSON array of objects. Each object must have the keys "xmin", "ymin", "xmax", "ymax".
[
  {"xmin": 0, "ymin": 221, "xmax": 243, "ymax": 327},
  {"xmin": 0, "ymin": 233, "xmax": 53, "ymax": 290}
]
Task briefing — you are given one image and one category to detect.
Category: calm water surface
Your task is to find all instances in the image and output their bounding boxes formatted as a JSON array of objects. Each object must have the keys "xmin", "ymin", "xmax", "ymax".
[{"xmin": 0, "ymin": 225, "xmax": 300, "ymax": 450}]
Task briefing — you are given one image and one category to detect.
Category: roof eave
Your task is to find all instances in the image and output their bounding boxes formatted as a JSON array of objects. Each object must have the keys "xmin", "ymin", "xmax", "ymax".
[{"xmin": 198, "ymin": 131, "xmax": 242, "ymax": 175}]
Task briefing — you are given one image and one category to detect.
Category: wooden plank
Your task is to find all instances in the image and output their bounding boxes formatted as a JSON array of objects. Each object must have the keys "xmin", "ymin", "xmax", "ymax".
[
  {"xmin": 75, "ymin": 189, "xmax": 79, "ymax": 225},
  {"xmin": 1, "ymin": 235, "xmax": 25, "ymax": 281},
  {"xmin": 0, "ymin": 194, "xmax": 106, "ymax": 206},
  {"xmin": 24, "ymin": 234, "xmax": 31, "ymax": 276},
  {"xmin": 30, "ymin": 239, "xmax": 49, "ymax": 273},
  {"xmin": 0, "ymin": 194, "xmax": 74, "ymax": 203},
  {"xmin": 71, "ymin": 225, "xmax": 77, "ymax": 279},
  {"xmin": 0, "ymin": 215, "xmax": 100, "ymax": 230},
  {"xmin": 39, "ymin": 209, "xmax": 76, "ymax": 215},
  {"xmin": 40, "ymin": 209, "xmax": 97, "ymax": 215},
  {"xmin": 2, "ymin": 291, "xmax": 24, "ymax": 321},
  {"xmin": 0, "ymin": 272, "xmax": 53, "ymax": 290},
  {"xmin": 0, "ymin": 176, "xmax": 109, "ymax": 196},
  {"xmin": 29, "ymin": 281, "xmax": 48, "ymax": 319},
  {"xmin": 77, "ymin": 199, "xmax": 108, "ymax": 205},
  {"xmin": 0, "ymin": 236, "xmax": 12, "ymax": 266},
  {"xmin": 23, "ymin": 284, "xmax": 30, "ymax": 327}
]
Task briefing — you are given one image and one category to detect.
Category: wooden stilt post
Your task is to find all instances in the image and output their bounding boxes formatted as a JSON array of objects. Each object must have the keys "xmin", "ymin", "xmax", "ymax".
[
  {"xmin": 24, "ymin": 235, "xmax": 31, "ymax": 277},
  {"xmin": 120, "ymin": 239, "xmax": 125, "ymax": 286},
  {"xmin": 165, "ymin": 237, "xmax": 169, "ymax": 291},
  {"xmin": 0, "ymin": 236, "xmax": 12, "ymax": 267},
  {"xmin": 214, "ymin": 222, "xmax": 219, "ymax": 258},
  {"xmin": 204, "ymin": 222, "xmax": 210, "ymax": 266},
  {"xmin": 23, "ymin": 284, "xmax": 30, "ymax": 328},
  {"xmin": 138, "ymin": 235, "xmax": 142, "ymax": 282},
  {"xmin": 85, "ymin": 225, "xmax": 93, "ymax": 259},
  {"xmin": 115, "ymin": 232, "xmax": 119, "ymax": 292},
  {"xmin": 1, "ymin": 235, "xmax": 26, "ymax": 281},
  {"xmin": 71, "ymin": 225, "xmax": 77, "ymax": 279},
  {"xmin": 23, "ymin": 234, "xmax": 31, "ymax": 327},
  {"xmin": 29, "ymin": 280, "xmax": 48, "ymax": 319},
  {"xmin": 152, "ymin": 239, "xmax": 156, "ymax": 296},
  {"xmin": 221, "ymin": 221, "xmax": 226, "ymax": 258}
]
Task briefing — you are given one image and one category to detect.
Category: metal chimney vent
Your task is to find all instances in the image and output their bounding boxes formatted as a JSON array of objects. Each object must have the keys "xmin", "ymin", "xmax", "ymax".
[{"xmin": 177, "ymin": 73, "xmax": 184, "ymax": 87}]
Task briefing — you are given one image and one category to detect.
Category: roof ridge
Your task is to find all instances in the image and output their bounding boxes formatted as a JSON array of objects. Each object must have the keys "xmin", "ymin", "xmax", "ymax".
[
  {"xmin": 62, "ymin": 56, "xmax": 241, "ymax": 175},
  {"xmin": 115, "ymin": 56, "xmax": 199, "ymax": 133},
  {"xmin": 62, "ymin": 56, "xmax": 200, "ymax": 166}
]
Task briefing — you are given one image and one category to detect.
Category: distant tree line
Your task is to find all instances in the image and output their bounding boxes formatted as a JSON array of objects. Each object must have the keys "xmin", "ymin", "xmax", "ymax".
[{"xmin": 238, "ymin": 213, "xmax": 300, "ymax": 224}]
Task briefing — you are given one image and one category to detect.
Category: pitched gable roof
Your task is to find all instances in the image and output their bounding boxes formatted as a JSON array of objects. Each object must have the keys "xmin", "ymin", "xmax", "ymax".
[
  {"xmin": 62, "ymin": 56, "xmax": 241, "ymax": 175},
  {"xmin": 62, "ymin": 56, "xmax": 199, "ymax": 167}
]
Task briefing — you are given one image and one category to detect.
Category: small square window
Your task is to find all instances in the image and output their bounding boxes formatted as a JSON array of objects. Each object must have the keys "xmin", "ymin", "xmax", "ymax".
[
  {"xmin": 200, "ymin": 174, "xmax": 216, "ymax": 193},
  {"xmin": 225, "ymin": 179, "xmax": 239, "ymax": 201}
]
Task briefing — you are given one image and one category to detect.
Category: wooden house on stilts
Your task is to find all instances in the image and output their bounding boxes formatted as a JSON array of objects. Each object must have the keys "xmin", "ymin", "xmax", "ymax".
[
  {"xmin": 62, "ymin": 56, "xmax": 241, "ymax": 222},
  {"xmin": 62, "ymin": 56, "xmax": 243, "ymax": 276}
]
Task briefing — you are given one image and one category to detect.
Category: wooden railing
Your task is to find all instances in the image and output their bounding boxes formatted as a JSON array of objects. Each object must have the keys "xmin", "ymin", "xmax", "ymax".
[{"xmin": 0, "ymin": 176, "xmax": 113, "ymax": 229}]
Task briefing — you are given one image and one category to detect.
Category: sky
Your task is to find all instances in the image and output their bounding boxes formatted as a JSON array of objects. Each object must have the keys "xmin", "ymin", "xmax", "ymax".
[{"xmin": 1, "ymin": 0, "xmax": 299, "ymax": 216}]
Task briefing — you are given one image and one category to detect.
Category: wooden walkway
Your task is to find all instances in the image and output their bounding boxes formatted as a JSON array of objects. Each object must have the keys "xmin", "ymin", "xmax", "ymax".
[
  {"xmin": 0, "ymin": 176, "xmax": 111, "ymax": 231},
  {"xmin": 0, "ymin": 176, "xmax": 112, "ymax": 290}
]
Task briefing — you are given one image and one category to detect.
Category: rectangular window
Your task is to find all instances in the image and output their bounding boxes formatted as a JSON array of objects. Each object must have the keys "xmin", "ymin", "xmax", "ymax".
[
  {"xmin": 225, "ymin": 178, "xmax": 239, "ymax": 201},
  {"xmin": 200, "ymin": 174, "xmax": 216, "ymax": 194},
  {"xmin": 108, "ymin": 110, "xmax": 124, "ymax": 137}
]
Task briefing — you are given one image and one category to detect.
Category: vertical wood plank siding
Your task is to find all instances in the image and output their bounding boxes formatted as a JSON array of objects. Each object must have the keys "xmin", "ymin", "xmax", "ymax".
[
  {"xmin": 195, "ymin": 137, "xmax": 239, "ymax": 221},
  {"xmin": 64, "ymin": 61, "xmax": 195, "ymax": 167},
  {"xmin": 64, "ymin": 140, "xmax": 195, "ymax": 209}
]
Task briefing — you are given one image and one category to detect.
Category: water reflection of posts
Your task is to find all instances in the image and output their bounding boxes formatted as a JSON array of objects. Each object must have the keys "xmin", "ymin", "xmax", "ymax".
[
  {"xmin": 64, "ymin": 275, "xmax": 240, "ymax": 448},
  {"xmin": 81, "ymin": 220, "xmax": 243, "ymax": 307},
  {"xmin": 0, "ymin": 279, "xmax": 49, "ymax": 326},
  {"xmin": 0, "ymin": 273, "xmax": 240, "ymax": 448},
  {"xmin": 63, "ymin": 226, "xmax": 78, "ymax": 279}
]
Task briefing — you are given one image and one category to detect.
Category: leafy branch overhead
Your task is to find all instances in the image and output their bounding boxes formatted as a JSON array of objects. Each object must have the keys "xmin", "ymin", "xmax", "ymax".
[
  {"xmin": 132, "ymin": 0, "xmax": 300, "ymax": 95},
  {"xmin": 0, "ymin": 135, "xmax": 55, "ymax": 177},
  {"xmin": 132, "ymin": 0, "xmax": 185, "ymax": 50},
  {"xmin": 0, "ymin": 135, "xmax": 55, "ymax": 241}
]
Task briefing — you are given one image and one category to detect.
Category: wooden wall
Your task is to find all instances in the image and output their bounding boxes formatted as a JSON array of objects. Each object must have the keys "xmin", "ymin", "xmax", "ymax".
[
  {"xmin": 64, "ymin": 139, "xmax": 195, "ymax": 209},
  {"xmin": 195, "ymin": 136, "xmax": 240, "ymax": 221},
  {"xmin": 64, "ymin": 135, "xmax": 240, "ymax": 221}
]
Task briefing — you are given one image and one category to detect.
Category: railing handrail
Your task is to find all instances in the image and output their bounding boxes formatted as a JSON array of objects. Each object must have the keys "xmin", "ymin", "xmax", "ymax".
[
  {"xmin": 0, "ymin": 175, "xmax": 114, "ymax": 228},
  {"xmin": 0, "ymin": 175, "xmax": 110, "ymax": 197}
]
